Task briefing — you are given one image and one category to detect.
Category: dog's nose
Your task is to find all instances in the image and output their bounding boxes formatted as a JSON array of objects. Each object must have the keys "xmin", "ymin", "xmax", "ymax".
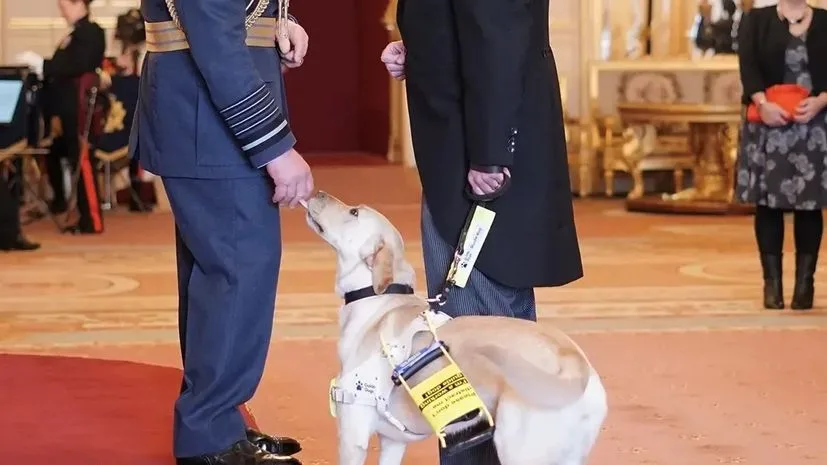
[{"xmin": 315, "ymin": 191, "xmax": 329, "ymax": 199}]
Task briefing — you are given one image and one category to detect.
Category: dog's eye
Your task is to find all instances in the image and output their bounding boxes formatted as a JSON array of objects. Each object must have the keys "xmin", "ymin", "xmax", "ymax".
[{"xmin": 349, "ymin": 208, "xmax": 359, "ymax": 217}]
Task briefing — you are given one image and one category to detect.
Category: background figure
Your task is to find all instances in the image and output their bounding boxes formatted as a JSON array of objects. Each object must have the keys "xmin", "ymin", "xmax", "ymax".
[
  {"xmin": 715, "ymin": 0, "xmax": 738, "ymax": 53},
  {"xmin": 731, "ymin": 0, "xmax": 756, "ymax": 52},
  {"xmin": 114, "ymin": 8, "xmax": 147, "ymax": 74},
  {"xmin": 0, "ymin": 168, "xmax": 39, "ymax": 251},
  {"xmin": 15, "ymin": 0, "xmax": 106, "ymax": 234},
  {"xmin": 692, "ymin": 0, "xmax": 718, "ymax": 54},
  {"xmin": 382, "ymin": 0, "xmax": 583, "ymax": 463},
  {"xmin": 692, "ymin": 0, "xmax": 739, "ymax": 56},
  {"xmin": 131, "ymin": 0, "xmax": 311, "ymax": 463},
  {"xmin": 734, "ymin": 1, "xmax": 827, "ymax": 310},
  {"xmin": 114, "ymin": 7, "xmax": 151, "ymax": 212}
]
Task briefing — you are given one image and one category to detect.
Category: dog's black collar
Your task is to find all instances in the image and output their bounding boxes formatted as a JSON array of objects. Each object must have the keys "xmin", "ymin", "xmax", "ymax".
[{"xmin": 343, "ymin": 284, "xmax": 415, "ymax": 305}]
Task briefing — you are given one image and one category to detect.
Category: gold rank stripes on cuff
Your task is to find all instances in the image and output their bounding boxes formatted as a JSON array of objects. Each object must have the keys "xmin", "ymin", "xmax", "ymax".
[
  {"xmin": 219, "ymin": 83, "xmax": 293, "ymax": 164},
  {"xmin": 145, "ymin": 17, "xmax": 279, "ymax": 52}
]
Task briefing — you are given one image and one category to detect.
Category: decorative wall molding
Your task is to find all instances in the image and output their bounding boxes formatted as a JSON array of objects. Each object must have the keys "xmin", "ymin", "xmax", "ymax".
[{"xmin": 549, "ymin": 0, "xmax": 581, "ymax": 118}]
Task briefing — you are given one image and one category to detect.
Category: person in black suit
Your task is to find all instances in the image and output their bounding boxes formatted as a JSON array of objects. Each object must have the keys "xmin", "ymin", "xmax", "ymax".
[
  {"xmin": 733, "ymin": 1, "xmax": 827, "ymax": 311},
  {"xmin": 381, "ymin": 0, "xmax": 582, "ymax": 463},
  {"xmin": 0, "ymin": 169, "xmax": 39, "ymax": 251},
  {"xmin": 16, "ymin": 0, "xmax": 106, "ymax": 234}
]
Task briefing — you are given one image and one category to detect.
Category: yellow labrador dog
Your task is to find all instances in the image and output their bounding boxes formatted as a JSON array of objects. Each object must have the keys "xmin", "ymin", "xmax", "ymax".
[{"xmin": 304, "ymin": 191, "xmax": 607, "ymax": 465}]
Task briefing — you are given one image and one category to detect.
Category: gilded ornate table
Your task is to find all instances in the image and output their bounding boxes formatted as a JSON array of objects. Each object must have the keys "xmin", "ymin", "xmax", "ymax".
[{"xmin": 617, "ymin": 102, "xmax": 753, "ymax": 215}]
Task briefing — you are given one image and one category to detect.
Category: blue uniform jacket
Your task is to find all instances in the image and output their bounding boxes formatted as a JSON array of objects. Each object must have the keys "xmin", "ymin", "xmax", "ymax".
[{"xmin": 131, "ymin": 0, "xmax": 295, "ymax": 179}]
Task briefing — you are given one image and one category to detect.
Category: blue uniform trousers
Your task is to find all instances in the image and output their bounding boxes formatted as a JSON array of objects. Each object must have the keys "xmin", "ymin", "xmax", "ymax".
[
  {"xmin": 420, "ymin": 199, "xmax": 536, "ymax": 465},
  {"xmin": 163, "ymin": 175, "xmax": 281, "ymax": 457}
]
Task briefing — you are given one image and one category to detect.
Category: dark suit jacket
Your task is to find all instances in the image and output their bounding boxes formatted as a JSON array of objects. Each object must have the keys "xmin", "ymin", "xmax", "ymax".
[
  {"xmin": 42, "ymin": 15, "xmax": 106, "ymax": 130},
  {"xmin": 737, "ymin": 6, "xmax": 827, "ymax": 104},
  {"xmin": 398, "ymin": 0, "xmax": 583, "ymax": 289}
]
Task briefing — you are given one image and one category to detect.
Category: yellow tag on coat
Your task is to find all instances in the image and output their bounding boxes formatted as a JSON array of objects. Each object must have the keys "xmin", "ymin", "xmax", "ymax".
[{"xmin": 451, "ymin": 205, "xmax": 496, "ymax": 288}]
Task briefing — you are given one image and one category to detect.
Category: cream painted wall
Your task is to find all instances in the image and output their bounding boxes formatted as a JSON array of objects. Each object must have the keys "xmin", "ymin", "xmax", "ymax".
[
  {"xmin": 0, "ymin": 0, "xmax": 139, "ymax": 63},
  {"xmin": 549, "ymin": 0, "xmax": 582, "ymax": 118}
]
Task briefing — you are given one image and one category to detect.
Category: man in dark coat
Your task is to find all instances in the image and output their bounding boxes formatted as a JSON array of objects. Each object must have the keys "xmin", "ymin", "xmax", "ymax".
[{"xmin": 381, "ymin": 0, "xmax": 583, "ymax": 463}]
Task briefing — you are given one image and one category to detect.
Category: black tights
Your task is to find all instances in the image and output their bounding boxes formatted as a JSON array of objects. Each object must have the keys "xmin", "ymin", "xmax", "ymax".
[{"xmin": 755, "ymin": 206, "xmax": 823, "ymax": 255}]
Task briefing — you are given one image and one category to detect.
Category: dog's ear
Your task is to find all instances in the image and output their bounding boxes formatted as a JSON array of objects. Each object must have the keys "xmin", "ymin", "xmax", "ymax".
[{"xmin": 362, "ymin": 237, "xmax": 394, "ymax": 294}]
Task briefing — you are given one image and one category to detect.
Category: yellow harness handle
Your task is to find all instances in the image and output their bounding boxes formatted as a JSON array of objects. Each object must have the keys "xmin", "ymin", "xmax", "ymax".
[{"xmin": 379, "ymin": 312, "xmax": 495, "ymax": 447}]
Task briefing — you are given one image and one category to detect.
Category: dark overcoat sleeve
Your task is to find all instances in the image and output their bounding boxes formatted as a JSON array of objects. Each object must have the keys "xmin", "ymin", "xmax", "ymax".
[
  {"xmin": 43, "ymin": 24, "xmax": 106, "ymax": 78},
  {"xmin": 737, "ymin": 11, "xmax": 765, "ymax": 100},
  {"xmin": 173, "ymin": 0, "xmax": 296, "ymax": 168},
  {"xmin": 452, "ymin": 0, "xmax": 532, "ymax": 169}
]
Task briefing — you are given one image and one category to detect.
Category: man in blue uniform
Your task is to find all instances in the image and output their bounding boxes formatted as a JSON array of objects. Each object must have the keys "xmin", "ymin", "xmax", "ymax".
[{"xmin": 132, "ymin": 1, "xmax": 313, "ymax": 464}]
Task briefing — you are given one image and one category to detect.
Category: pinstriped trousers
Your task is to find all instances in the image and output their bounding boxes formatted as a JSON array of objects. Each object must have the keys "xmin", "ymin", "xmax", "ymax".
[{"xmin": 420, "ymin": 200, "xmax": 537, "ymax": 465}]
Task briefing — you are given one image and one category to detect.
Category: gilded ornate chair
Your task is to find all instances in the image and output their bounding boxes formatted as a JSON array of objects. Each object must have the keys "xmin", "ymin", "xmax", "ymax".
[
  {"xmin": 601, "ymin": 72, "xmax": 695, "ymax": 197},
  {"xmin": 605, "ymin": 122, "xmax": 694, "ymax": 199}
]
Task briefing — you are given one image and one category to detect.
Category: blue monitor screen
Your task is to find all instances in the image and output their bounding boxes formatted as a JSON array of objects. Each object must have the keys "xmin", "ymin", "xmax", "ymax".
[{"xmin": 0, "ymin": 80, "xmax": 24, "ymax": 124}]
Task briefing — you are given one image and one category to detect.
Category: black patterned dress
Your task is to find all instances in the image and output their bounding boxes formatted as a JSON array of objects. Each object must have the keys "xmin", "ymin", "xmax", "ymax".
[{"xmin": 735, "ymin": 33, "xmax": 827, "ymax": 210}]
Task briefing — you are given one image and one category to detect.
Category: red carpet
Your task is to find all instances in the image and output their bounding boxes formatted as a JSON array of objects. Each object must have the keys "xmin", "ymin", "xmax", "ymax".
[{"xmin": 0, "ymin": 354, "xmax": 256, "ymax": 465}]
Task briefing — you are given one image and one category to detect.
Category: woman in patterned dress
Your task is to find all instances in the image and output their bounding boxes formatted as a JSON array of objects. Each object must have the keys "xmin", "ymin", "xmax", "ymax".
[{"xmin": 735, "ymin": 1, "xmax": 827, "ymax": 310}]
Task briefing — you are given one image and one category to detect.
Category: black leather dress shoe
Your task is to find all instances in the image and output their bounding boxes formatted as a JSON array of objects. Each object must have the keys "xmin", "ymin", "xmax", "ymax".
[
  {"xmin": 129, "ymin": 202, "xmax": 154, "ymax": 212},
  {"xmin": 246, "ymin": 429, "xmax": 302, "ymax": 456},
  {"xmin": 61, "ymin": 225, "xmax": 100, "ymax": 235},
  {"xmin": 176, "ymin": 440, "xmax": 301, "ymax": 465},
  {"xmin": 0, "ymin": 235, "xmax": 40, "ymax": 252}
]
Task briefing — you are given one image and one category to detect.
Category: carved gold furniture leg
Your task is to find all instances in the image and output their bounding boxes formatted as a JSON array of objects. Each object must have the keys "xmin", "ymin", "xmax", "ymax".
[
  {"xmin": 722, "ymin": 123, "xmax": 740, "ymax": 203},
  {"xmin": 673, "ymin": 169, "xmax": 684, "ymax": 192},
  {"xmin": 603, "ymin": 123, "xmax": 615, "ymax": 197},
  {"xmin": 604, "ymin": 170, "xmax": 615, "ymax": 196},
  {"xmin": 628, "ymin": 165, "xmax": 645, "ymax": 199},
  {"xmin": 662, "ymin": 121, "xmax": 730, "ymax": 202}
]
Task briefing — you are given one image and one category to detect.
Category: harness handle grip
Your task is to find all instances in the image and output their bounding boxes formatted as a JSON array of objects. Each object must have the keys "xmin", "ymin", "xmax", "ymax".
[{"xmin": 391, "ymin": 341, "xmax": 450, "ymax": 386}]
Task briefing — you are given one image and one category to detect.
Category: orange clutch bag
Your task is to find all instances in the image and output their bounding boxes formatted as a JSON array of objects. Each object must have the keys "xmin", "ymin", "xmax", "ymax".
[{"xmin": 746, "ymin": 84, "xmax": 810, "ymax": 123}]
